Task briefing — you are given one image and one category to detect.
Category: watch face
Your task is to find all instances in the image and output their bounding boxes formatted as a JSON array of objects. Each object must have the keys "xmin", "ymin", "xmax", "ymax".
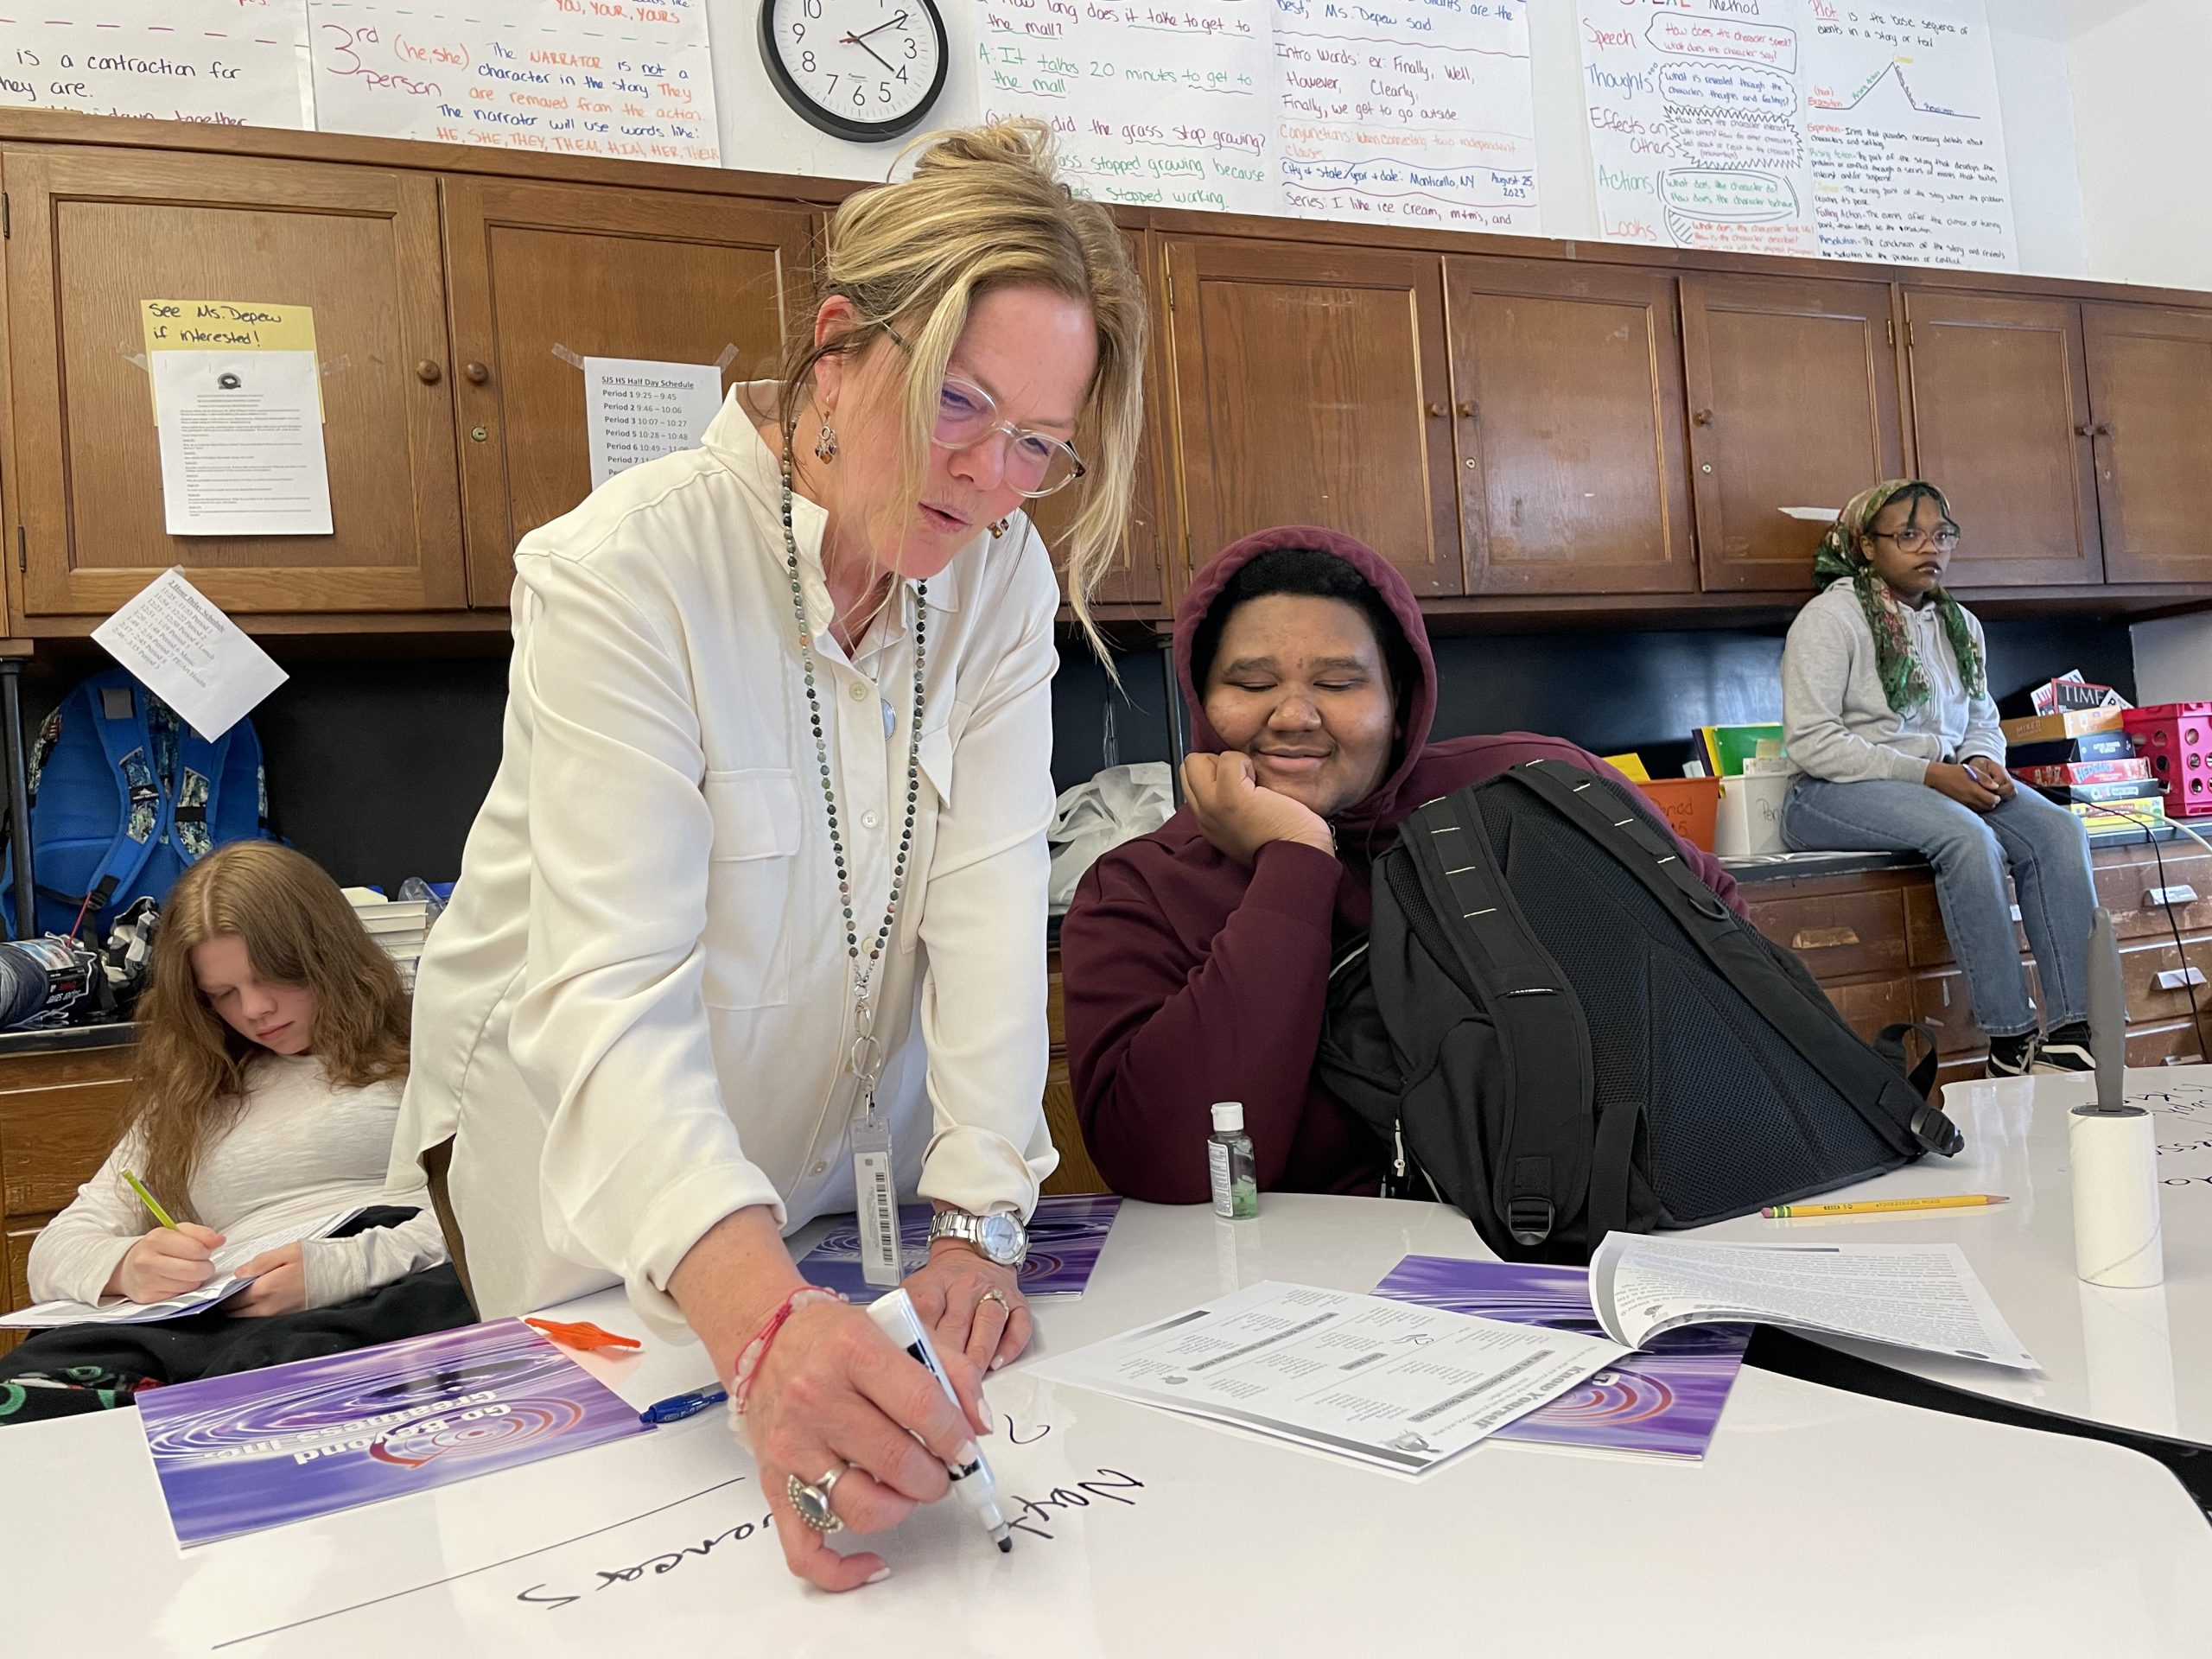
[
  {"xmin": 977, "ymin": 1212, "xmax": 1026, "ymax": 1263},
  {"xmin": 760, "ymin": 0, "xmax": 948, "ymax": 143}
]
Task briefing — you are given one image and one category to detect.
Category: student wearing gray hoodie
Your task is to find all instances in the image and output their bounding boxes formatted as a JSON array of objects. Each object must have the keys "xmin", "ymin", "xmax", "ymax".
[{"xmin": 1780, "ymin": 480, "xmax": 2096, "ymax": 1077}]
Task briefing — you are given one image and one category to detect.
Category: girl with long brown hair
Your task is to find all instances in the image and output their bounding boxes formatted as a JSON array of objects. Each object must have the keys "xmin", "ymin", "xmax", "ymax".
[{"xmin": 0, "ymin": 843, "xmax": 469, "ymax": 1423}]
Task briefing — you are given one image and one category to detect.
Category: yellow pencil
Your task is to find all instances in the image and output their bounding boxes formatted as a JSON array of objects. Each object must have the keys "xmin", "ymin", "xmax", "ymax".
[
  {"xmin": 1763, "ymin": 1195, "xmax": 2010, "ymax": 1218},
  {"xmin": 121, "ymin": 1168, "xmax": 177, "ymax": 1230}
]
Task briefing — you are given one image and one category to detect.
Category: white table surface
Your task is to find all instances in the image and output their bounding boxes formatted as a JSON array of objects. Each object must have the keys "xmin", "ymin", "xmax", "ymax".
[
  {"xmin": 3, "ymin": 1192, "xmax": 2208, "ymax": 1656},
  {"xmin": 1692, "ymin": 1065, "xmax": 2212, "ymax": 1447}
]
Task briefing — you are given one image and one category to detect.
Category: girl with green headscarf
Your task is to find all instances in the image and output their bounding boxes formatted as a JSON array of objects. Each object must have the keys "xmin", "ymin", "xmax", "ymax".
[{"xmin": 1779, "ymin": 479, "xmax": 2101, "ymax": 1078}]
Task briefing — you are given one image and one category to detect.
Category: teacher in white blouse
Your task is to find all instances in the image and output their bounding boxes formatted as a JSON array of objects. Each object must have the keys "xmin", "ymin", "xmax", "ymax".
[{"xmin": 394, "ymin": 122, "xmax": 1146, "ymax": 1590}]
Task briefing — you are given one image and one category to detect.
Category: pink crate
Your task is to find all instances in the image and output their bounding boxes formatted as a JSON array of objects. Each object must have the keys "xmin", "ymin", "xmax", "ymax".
[{"xmin": 2124, "ymin": 703, "xmax": 2212, "ymax": 817}]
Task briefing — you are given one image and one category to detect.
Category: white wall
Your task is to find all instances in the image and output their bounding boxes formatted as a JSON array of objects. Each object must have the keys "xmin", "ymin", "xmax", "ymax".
[{"xmin": 2067, "ymin": 0, "xmax": 2212, "ymax": 291}]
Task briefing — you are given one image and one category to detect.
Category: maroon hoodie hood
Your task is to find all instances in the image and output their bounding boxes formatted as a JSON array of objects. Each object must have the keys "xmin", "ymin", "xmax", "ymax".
[{"xmin": 1173, "ymin": 524, "xmax": 1438, "ymax": 849}]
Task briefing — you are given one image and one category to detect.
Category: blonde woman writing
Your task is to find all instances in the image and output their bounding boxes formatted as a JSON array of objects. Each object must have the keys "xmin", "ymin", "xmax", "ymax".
[{"xmin": 397, "ymin": 122, "xmax": 1146, "ymax": 1590}]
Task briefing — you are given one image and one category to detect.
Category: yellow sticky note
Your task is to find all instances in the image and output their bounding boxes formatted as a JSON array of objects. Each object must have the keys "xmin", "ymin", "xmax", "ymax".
[
  {"xmin": 141, "ymin": 300, "xmax": 321, "ymax": 418},
  {"xmin": 1602, "ymin": 752, "xmax": 1651, "ymax": 783}
]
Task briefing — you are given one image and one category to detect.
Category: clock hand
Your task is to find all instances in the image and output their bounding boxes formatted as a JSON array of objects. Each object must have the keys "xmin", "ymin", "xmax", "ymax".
[
  {"xmin": 842, "ymin": 30, "xmax": 898, "ymax": 72},
  {"xmin": 843, "ymin": 10, "xmax": 910, "ymax": 44}
]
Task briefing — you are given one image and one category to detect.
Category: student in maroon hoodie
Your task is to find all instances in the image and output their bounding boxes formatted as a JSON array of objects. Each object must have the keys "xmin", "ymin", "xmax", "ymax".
[{"xmin": 1059, "ymin": 525, "xmax": 1745, "ymax": 1204}]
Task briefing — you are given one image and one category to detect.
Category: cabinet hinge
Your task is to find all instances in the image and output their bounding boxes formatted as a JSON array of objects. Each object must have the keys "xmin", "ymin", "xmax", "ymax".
[
  {"xmin": 15, "ymin": 526, "xmax": 23, "ymax": 575},
  {"xmin": 1672, "ymin": 307, "xmax": 1681, "ymax": 339},
  {"xmin": 3, "ymin": 193, "xmax": 10, "ymax": 240},
  {"xmin": 1164, "ymin": 268, "xmax": 1176, "ymax": 312},
  {"xmin": 1885, "ymin": 317, "xmax": 1895, "ymax": 348}
]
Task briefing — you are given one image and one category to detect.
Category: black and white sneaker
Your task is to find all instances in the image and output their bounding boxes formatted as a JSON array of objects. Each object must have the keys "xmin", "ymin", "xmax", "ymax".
[
  {"xmin": 2033, "ymin": 1022, "xmax": 2096, "ymax": 1074},
  {"xmin": 1986, "ymin": 1032, "xmax": 2039, "ymax": 1079}
]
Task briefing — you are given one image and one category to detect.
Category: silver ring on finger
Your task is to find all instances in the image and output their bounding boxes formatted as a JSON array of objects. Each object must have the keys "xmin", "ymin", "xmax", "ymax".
[
  {"xmin": 978, "ymin": 1288, "xmax": 1009, "ymax": 1310},
  {"xmin": 787, "ymin": 1465, "xmax": 848, "ymax": 1535}
]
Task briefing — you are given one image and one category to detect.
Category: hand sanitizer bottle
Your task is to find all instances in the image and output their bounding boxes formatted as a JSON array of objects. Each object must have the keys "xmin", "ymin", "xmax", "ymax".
[{"xmin": 1208, "ymin": 1102, "xmax": 1258, "ymax": 1219}]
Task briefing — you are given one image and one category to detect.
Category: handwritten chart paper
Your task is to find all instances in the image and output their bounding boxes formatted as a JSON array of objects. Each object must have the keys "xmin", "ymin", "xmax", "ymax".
[
  {"xmin": 976, "ymin": 0, "xmax": 1277, "ymax": 214},
  {"xmin": 1578, "ymin": 0, "xmax": 2013, "ymax": 270},
  {"xmin": 1804, "ymin": 0, "xmax": 2015, "ymax": 270},
  {"xmin": 308, "ymin": 0, "xmax": 717, "ymax": 163},
  {"xmin": 92, "ymin": 569, "xmax": 289, "ymax": 741},
  {"xmin": 0, "ymin": 1, "xmax": 315, "ymax": 130},
  {"xmin": 1274, "ymin": 0, "xmax": 1535, "ymax": 232},
  {"xmin": 1578, "ymin": 0, "xmax": 1816, "ymax": 257},
  {"xmin": 583, "ymin": 356, "xmax": 723, "ymax": 487}
]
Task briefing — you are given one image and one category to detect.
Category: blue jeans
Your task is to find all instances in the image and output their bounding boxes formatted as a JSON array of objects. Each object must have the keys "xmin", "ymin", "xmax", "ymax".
[{"xmin": 1782, "ymin": 776, "xmax": 2096, "ymax": 1038}]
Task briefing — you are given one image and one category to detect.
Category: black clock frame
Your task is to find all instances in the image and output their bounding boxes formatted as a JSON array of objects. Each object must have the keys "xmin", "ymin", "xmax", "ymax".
[{"xmin": 759, "ymin": 0, "xmax": 950, "ymax": 143}]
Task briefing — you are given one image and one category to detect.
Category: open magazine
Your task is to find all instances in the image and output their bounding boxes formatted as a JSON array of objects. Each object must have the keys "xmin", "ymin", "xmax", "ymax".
[{"xmin": 1587, "ymin": 1235, "xmax": 2037, "ymax": 1371}]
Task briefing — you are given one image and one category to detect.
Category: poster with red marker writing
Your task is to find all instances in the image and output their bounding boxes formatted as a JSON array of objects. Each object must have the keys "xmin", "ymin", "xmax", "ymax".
[{"xmin": 137, "ymin": 1319, "xmax": 651, "ymax": 1546}]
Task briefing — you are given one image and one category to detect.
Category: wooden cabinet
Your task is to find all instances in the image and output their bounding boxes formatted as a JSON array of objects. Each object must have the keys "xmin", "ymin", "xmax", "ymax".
[
  {"xmin": 1041, "ymin": 961, "xmax": 1107, "ymax": 1196},
  {"xmin": 1744, "ymin": 842, "xmax": 2210, "ymax": 1089},
  {"xmin": 1, "ymin": 146, "xmax": 465, "ymax": 617},
  {"xmin": 1028, "ymin": 231, "xmax": 1170, "ymax": 612},
  {"xmin": 1901, "ymin": 290, "xmax": 2102, "ymax": 588},
  {"xmin": 442, "ymin": 176, "xmax": 815, "ymax": 606},
  {"xmin": 2082, "ymin": 304, "xmax": 2212, "ymax": 584},
  {"xmin": 1162, "ymin": 238, "xmax": 1460, "ymax": 594},
  {"xmin": 1445, "ymin": 258, "xmax": 1694, "ymax": 596},
  {"xmin": 0, "ymin": 1037, "xmax": 134, "ymax": 1353},
  {"xmin": 1681, "ymin": 274, "xmax": 1905, "ymax": 593}
]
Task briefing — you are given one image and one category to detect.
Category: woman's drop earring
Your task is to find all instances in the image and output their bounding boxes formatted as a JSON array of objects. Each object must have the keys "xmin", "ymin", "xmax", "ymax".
[{"xmin": 814, "ymin": 419, "xmax": 839, "ymax": 464}]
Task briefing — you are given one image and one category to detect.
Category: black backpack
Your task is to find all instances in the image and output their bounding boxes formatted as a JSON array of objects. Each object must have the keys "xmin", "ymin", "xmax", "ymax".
[{"xmin": 1316, "ymin": 760, "xmax": 1961, "ymax": 1261}]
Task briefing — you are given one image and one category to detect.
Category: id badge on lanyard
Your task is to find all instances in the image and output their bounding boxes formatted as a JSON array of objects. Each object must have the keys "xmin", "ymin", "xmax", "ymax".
[{"xmin": 846, "ymin": 1013, "xmax": 902, "ymax": 1287}]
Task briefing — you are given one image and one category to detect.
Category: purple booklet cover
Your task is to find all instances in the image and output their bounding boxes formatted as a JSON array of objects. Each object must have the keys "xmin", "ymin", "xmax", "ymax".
[
  {"xmin": 1374, "ymin": 1255, "xmax": 1749, "ymax": 1460},
  {"xmin": 137, "ymin": 1319, "xmax": 652, "ymax": 1546},
  {"xmin": 798, "ymin": 1194, "xmax": 1122, "ymax": 1303}
]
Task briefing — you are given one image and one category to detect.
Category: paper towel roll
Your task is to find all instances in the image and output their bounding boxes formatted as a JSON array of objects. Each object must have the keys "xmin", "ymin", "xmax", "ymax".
[
  {"xmin": 2070, "ymin": 1105, "xmax": 2164, "ymax": 1287},
  {"xmin": 2076, "ymin": 1278, "xmax": 2179, "ymax": 1437}
]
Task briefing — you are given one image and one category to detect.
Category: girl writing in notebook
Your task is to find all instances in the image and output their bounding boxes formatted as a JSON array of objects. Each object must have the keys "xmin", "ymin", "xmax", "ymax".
[
  {"xmin": 1781, "ymin": 480, "xmax": 2098, "ymax": 1077},
  {"xmin": 0, "ymin": 842, "xmax": 470, "ymax": 1424}
]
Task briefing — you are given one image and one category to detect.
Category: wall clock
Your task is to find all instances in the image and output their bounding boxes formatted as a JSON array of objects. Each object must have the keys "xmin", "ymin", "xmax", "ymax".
[{"xmin": 760, "ymin": 0, "xmax": 949, "ymax": 143}]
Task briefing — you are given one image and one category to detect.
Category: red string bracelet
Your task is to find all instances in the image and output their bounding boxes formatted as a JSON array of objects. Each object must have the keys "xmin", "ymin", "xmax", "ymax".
[{"xmin": 730, "ymin": 1286, "xmax": 846, "ymax": 1419}]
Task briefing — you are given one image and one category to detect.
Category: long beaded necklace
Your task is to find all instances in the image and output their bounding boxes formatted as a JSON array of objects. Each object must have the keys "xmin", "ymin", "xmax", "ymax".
[{"xmin": 780, "ymin": 434, "xmax": 926, "ymax": 1043}]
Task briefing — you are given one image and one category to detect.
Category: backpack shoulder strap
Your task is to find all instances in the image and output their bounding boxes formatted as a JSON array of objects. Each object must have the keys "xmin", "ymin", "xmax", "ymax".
[
  {"xmin": 77, "ymin": 676, "xmax": 167, "ymax": 924},
  {"xmin": 1501, "ymin": 759, "xmax": 1961, "ymax": 1159},
  {"xmin": 1395, "ymin": 787, "xmax": 1595, "ymax": 1249}
]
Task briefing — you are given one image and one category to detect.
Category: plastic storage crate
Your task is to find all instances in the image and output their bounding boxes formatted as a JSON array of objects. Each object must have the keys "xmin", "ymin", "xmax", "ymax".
[{"xmin": 2123, "ymin": 703, "xmax": 2212, "ymax": 817}]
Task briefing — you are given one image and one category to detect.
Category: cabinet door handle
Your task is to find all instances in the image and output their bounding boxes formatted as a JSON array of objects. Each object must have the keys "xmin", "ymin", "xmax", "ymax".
[
  {"xmin": 2076, "ymin": 423, "xmax": 2094, "ymax": 436},
  {"xmin": 1792, "ymin": 926, "xmax": 1860, "ymax": 950},
  {"xmin": 1457, "ymin": 400, "xmax": 1475, "ymax": 418},
  {"xmin": 415, "ymin": 359, "xmax": 443, "ymax": 385},
  {"xmin": 1426, "ymin": 402, "xmax": 1444, "ymax": 418},
  {"xmin": 464, "ymin": 361, "xmax": 491, "ymax": 385},
  {"xmin": 1693, "ymin": 407, "xmax": 1713, "ymax": 425},
  {"xmin": 2096, "ymin": 423, "xmax": 2114, "ymax": 437}
]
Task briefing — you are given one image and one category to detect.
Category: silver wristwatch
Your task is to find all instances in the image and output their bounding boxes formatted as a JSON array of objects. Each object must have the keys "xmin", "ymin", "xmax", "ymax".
[{"xmin": 927, "ymin": 1207, "xmax": 1029, "ymax": 1268}]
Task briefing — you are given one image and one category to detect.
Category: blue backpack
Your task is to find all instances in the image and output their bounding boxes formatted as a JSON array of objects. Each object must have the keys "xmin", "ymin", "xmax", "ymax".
[{"xmin": 1, "ymin": 668, "xmax": 271, "ymax": 937}]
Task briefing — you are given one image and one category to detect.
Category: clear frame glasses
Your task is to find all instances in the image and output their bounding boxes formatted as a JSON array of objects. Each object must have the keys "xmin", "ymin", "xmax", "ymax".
[
  {"xmin": 1873, "ymin": 525, "xmax": 1961, "ymax": 556},
  {"xmin": 881, "ymin": 323, "xmax": 1088, "ymax": 499}
]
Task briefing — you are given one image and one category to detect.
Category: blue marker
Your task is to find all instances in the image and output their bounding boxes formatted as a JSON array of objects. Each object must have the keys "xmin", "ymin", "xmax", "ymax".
[{"xmin": 639, "ymin": 1382, "xmax": 728, "ymax": 1425}]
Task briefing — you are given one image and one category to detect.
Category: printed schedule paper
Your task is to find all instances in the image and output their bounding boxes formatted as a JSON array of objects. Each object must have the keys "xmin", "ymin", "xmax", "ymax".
[
  {"xmin": 582, "ymin": 356, "xmax": 726, "ymax": 488},
  {"xmin": 1590, "ymin": 1234, "xmax": 2037, "ymax": 1370},
  {"xmin": 92, "ymin": 568, "xmax": 290, "ymax": 742},
  {"xmin": 1033, "ymin": 1279, "xmax": 1630, "ymax": 1474},
  {"xmin": 0, "ymin": 1209, "xmax": 365, "ymax": 1329}
]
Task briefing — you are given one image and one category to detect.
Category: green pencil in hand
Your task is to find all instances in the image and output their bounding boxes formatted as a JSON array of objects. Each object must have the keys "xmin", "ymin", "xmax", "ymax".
[{"xmin": 121, "ymin": 1168, "xmax": 177, "ymax": 1230}]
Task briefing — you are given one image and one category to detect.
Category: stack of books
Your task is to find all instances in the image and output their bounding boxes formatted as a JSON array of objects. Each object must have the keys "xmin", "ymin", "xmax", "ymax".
[
  {"xmin": 345, "ymin": 893, "xmax": 432, "ymax": 991},
  {"xmin": 2001, "ymin": 709, "xmax": 2164, "ymax": 838}
]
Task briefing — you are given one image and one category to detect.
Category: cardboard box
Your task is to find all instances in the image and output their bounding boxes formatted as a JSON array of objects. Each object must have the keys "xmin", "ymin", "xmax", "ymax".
[{"xmin": 1999, "ymin": 708, "xmax": 2127, "ymax": 746}]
